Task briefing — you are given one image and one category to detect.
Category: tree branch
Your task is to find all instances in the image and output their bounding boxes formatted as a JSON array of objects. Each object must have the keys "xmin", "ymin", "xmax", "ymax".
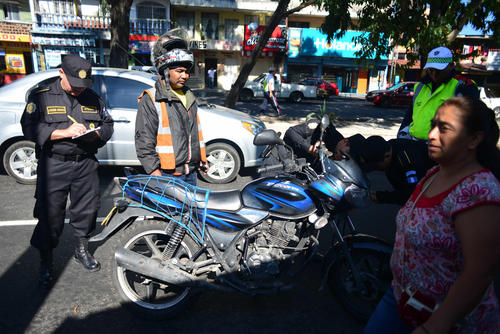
[
  {"xmin": 446, "ymin": 0, "xmax": 482, "ymax": 43},
  {"xmin": 284, "ymin": 0, "xmax": 321, "ymax": 16}
]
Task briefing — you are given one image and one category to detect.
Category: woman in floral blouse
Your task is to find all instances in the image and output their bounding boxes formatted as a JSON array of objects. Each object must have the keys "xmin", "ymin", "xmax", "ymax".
[{"xmin": 365, "ymin": 96, "xmax": 500, "ymax": 334}]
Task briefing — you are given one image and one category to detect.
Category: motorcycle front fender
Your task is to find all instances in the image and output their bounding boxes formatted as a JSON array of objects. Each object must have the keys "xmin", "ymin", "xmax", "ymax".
[
  {"xmin": 319, "ymin": 234, "xmax": 393, "ymax": 291},
  {"xmin": 89, "ymin": 205, "xmax": 164, "ymax": 243}
]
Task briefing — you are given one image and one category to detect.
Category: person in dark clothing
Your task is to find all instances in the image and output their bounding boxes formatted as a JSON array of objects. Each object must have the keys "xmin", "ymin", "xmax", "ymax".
[
  {"xmin": 135, "ymin": 28, "xmax": 206, "ymax": 186},
  {"xmin": 283, "ymin": 116, "xmax": 347, "ymax": 165},
  {"xmin": 352, "ymin": 136, "xmax": 436, "ymax": 205},
  {"xmin": 20, "ymin": 54, "xmax": 114, "ymax": 288}
]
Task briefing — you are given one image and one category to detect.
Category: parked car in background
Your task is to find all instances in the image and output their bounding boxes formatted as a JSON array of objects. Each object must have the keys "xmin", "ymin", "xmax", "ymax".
[
  {"xmin": 0, "ymin": 68, "xmax": 265, "ymax": 185},
  {"xmin": 241, "ymin": 73, "xmax": 317, "ymax": 103},
  {"xmin": 365, "ymin": 81, "xmax": 417, "ymax": 107},
  {"xmin": 479, "ymin": 86, "xmax": 500, "ymax": 119},
  {"xmin": 299, "ymin": 78, "xmax": 339, "ymax": 98}
]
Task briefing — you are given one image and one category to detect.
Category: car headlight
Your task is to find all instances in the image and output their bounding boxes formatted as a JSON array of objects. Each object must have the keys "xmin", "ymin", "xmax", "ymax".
[
  {"xmin": 344, "ymin": 184, "xmax": 370, "ymax": 208},
  {"xmin": 242, "ymin": 121, "xmax": 263, "ymax": 135}
]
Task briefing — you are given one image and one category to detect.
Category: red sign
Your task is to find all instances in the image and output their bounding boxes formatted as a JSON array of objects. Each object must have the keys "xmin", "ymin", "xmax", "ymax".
[
  {"xmin": 244, "ymin": 25, "xmax": 287, "ymax": 52},
  {"xmin": 129, "ymin": 34, "xmax": 160, "ymax": 42}
]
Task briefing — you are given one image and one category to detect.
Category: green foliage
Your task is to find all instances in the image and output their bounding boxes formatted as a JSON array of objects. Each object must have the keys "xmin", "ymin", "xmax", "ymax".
[{"xmin": 318, "ymin": 0, "xmax": 498, "ymax": 67}]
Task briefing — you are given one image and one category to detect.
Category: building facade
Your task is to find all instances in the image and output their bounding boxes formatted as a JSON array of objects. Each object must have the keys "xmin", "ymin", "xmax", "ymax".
[{"xmin": 0, "ymin": 0, "xmax": 33, "ymax": 84}]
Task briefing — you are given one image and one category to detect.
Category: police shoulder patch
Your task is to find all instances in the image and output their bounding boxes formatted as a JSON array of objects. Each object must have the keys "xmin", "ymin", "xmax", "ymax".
[{"xmin": 26, "ymin": 102, "xmax": 37, "ymax": 114}]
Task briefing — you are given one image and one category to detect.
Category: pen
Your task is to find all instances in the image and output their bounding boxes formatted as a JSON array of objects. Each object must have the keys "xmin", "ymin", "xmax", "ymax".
[{"xmin": 67, "ymin": 115, "xmax": 78, "ymax": 124}]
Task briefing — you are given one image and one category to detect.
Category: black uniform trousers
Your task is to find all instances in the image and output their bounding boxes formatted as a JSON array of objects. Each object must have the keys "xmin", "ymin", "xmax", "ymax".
[{"xmin": 30, "ymin": 152, "xmax": 100, "ymax": 251}]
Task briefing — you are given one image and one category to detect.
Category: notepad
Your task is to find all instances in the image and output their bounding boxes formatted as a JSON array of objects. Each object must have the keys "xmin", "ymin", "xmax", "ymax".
[{"xmin": 72, "ymin": 127, "xmax": 101, "ymax": 139}]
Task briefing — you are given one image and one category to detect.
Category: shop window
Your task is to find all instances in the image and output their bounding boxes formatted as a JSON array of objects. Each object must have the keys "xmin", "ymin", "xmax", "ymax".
[
  {"xmin": 137, "ymin": 1, "xmax": 166, "ymax": 20},
  {"xmin": 175, "ymin": 11, "xmax": 195, "ymax": 38},
  {"xmin": 245, "ymin": 15, "xmax": 259, "ymax": 26},
  {"xmin": 2, "ymin": 3, "xmax": 20, "ymax": 21},
  {"xmin": 201, "ymin": 13, "xmax": 219, "ymax": 40},
  {"xmin": 224, "ymin": 19, "xmax": 239, "ymax": 41}
]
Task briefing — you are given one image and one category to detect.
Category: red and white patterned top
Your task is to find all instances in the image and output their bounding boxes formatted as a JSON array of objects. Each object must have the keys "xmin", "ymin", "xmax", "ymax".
[{"xmin": 391, "ymin": 166, "xmax": 500, "ymax": 333}]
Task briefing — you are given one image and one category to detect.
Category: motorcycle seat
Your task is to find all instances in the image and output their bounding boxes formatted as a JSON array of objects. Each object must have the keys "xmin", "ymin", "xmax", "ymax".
[{"xmin": 138, "ymin": 178, "xmax": 243, "ymax": 212}]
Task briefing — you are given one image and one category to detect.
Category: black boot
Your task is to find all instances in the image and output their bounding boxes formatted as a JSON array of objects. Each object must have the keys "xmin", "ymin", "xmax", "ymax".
[
  {"xmin": 39, "ymin": 249, "xmax": 53, "ymax": 289},
  {"xmin": 74, "ymin": 238, "xmax": 100, "ymax": 272}
]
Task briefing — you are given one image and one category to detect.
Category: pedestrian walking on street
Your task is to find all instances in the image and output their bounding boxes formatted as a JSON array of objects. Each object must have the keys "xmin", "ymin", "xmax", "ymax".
[
  {"xmin": 135, "ymin": 28, "xmax": 207, "ymax": 186},
  {"xmin": 207, "ymin": 67, "xmax": 216, "ymax": 89},
  {"xmin": 259, "ymin": 66, "xmax": 282, "ymax": 116},
  {"xmin": 365, "ymin": 97, "xmax": 500, "ymax": 334},
  {"xmin": 398, "ymin": 46, "xmax": 478, "ymax": 141},
  {"xmin": 20, "ymin": 54, "xmax": 114, "ymax": 288}
]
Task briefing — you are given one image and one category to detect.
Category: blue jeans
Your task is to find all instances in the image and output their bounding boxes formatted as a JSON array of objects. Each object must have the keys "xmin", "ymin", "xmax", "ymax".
[
  {"xmin": 160, "ymin": 171, "xmax": 198, "ymax": 187},
  {"xmin": 364, "ymin": 288, "xmax": 413, "ymax": 334}
]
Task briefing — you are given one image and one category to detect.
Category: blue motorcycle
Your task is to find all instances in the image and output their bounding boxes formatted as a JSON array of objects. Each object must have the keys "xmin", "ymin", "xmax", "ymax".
[{"xmin": 91, "ymin": 115, "xmax": 392, "ymax": 321}]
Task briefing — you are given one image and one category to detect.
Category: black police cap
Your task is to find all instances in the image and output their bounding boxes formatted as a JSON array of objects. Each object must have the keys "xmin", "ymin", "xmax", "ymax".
[{"xmin": 61, "ymin": 54, "xmax": 92, "ymax": 88}]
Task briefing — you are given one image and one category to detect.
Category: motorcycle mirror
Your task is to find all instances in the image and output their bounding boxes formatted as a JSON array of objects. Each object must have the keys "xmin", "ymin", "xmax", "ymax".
[
  {"xmin": 253, "ymin": 129, "xmax": 283, "ymax": 146},
  {"xmin": 321, "ymin": 114, "xmax": 330, "ymax": 129}
]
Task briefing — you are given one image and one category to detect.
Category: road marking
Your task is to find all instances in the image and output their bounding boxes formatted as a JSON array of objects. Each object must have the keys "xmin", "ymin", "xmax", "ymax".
[{"xmin": 0, "ymin": 218, "xmax": 106, "ymax": 227}]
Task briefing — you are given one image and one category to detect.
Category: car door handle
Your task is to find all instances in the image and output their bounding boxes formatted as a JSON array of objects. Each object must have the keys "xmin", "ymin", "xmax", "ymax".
[{"xmin": 114, "ymin": 118, "xmax": 131, "ymax": 123}]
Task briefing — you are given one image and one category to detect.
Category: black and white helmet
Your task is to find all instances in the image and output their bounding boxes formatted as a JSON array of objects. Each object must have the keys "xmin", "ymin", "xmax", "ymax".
[{"xmin": 151, "ymin": 28, "xmax": 194, "ymax": 74}]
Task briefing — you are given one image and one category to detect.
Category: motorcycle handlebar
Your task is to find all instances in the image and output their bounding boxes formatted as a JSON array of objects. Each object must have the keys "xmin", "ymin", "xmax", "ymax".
[{"xmin": 257, "ymin": 163, "xmax": 284, "ymax": 174}]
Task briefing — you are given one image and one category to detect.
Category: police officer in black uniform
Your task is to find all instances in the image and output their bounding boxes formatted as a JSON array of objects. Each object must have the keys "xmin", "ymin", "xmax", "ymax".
[{"xmin": 21, "ymin": 54, "xmax": 114, "ymax": 288}]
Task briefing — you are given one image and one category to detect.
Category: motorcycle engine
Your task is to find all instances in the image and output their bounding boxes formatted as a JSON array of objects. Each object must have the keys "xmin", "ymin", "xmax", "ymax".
[{"xmin": 243, "ymin": 220, "xmax": 302, "ymax": 280}]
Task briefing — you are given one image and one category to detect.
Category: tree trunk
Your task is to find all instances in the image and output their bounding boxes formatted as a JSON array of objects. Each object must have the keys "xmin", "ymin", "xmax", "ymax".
[
  {"xmin": 108, "ymin": 0, "xmax": 133, "ymax": 68},
  {"xmin": 224, "ymin": 0, "xmax": 291, "ymax": 108}
]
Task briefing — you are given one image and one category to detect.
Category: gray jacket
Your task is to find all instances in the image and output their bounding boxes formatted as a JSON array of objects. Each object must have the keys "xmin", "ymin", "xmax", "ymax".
[{"xmin": 135, "ymin": 80, "xmax": 203, "ymax": 174}]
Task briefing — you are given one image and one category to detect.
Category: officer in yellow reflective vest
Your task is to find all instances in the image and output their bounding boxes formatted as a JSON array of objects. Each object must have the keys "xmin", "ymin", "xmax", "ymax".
[
  {"xmin": 398, "ymin": 46, "xmax": 478, "ymax": 141},
  {"xmin": 135, "ymin": 29, "xmax": 206, "ymax": 186}
]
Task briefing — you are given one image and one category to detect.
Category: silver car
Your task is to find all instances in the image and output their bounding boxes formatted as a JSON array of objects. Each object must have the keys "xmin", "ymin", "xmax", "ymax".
[{"xmin": 0, "ymin": 68, "xmax": 265, "ymax": 184}]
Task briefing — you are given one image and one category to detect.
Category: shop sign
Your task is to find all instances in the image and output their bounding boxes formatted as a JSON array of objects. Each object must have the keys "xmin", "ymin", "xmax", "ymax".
[
  {"xmin": 189, "ymin": 40, "xmax": 240, "ymax": 51},
  {"xmin": 244, "ymin": 25, "xmax": 287, "ymax": 52},
  {"xmin": 129, "ymin": 40, "xmax": 155, "ymax": 54},
  {"xmin": 287, "ymin": 28, "xmax": 301, "ymax": 58},
  {"xmin": 32, "ymin": 36, "xmax": 95, "ymax": 47},
  {"xmin": 189, "ymin": 40, "xmax": 208, "ymax": 49},
  {"xmin": 5, "ymin": 54, "xmax": 25, "ymax": 74},
  {"xmin": 129, "ymin": 34, "xmax": 159, "ymax": 42},
  {"xmin": 44, "ymin": 50, "xmax": 66, "ymax": 69},
  {"xmin": 0, "ymin": 34, "xmax": 30, "ymax": 43},
  {"xmin": 486, "ymin": 50, "xmax": 500, "ymax": 71},
  {"xmin": 298, "ymin": 29, "xmax": 387, "ymax": 60}
]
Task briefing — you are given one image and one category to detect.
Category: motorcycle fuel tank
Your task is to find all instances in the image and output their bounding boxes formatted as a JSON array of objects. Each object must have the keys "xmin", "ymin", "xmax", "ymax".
[{"xmin": 241, "ymin": 176, "xmax": 315, "ymax": 218}]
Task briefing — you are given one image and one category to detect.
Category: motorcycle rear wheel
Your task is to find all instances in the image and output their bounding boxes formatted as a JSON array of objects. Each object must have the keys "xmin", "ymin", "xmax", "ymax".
[
  {"xmin": 110, "ymin": 219, "xmax": 200, "ymax": 320},
  {"xmin": 329, "ymin": 248, "xmax": 392, "ymax": 322}
]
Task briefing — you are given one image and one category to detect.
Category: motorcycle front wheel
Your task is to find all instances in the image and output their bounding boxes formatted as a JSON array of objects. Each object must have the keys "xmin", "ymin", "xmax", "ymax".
[
  {"xmin": 109, "ymin": 219, "xmax": 200, "ymax": 320},
  {"xmin": 329, "ymin": 247, "xmax": 392, "ymax": 322}
]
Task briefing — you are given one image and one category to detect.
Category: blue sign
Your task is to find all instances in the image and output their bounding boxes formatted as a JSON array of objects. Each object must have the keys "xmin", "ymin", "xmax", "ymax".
[{"xmin": 294, "ymin": 29, "xmax": 387, "ymax": 60}]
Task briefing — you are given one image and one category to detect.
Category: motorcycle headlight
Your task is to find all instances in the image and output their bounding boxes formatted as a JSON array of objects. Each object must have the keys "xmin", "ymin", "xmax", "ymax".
[{"xmin": 344, "ymin": 184, "xmax": 370, "ymax": 208}]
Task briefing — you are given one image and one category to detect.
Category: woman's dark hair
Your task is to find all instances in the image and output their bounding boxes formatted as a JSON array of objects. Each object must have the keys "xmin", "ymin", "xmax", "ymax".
[{"xmin": 439, "ymin": 96, "xmax": 500, "ymax": 180}]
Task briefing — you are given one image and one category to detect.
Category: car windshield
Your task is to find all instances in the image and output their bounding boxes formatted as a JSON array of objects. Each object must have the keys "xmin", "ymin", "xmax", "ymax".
[
  {"xmin": 388, "ymin": 82, "xmax": 405, "ymax": 91},
  {"xmin": 253, "ymin": 74, "xmax": 266, "ymax": 82}
]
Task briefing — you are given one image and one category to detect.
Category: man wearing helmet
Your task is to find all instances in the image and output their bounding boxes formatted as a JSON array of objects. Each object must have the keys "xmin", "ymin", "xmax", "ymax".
[{"xmin": 135, "ymin": 29, "xmax": 206, "ymax": 186}]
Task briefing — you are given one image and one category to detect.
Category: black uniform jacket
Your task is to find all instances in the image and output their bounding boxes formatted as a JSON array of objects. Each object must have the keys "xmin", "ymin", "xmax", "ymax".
[
  {"xmin": 20, "ymin": 80, "xmax": 114, "ymax": 156},
  {"xmin": 283, "ymin": 119, "xmax": 344, "ymax": 163},
  {"xmin": 135, "ymin": 80, "xmax": 203, "ymax": 174},
  {"xmin": 377, "ymin": 138, "xmax": 436, "ymax": 205}
]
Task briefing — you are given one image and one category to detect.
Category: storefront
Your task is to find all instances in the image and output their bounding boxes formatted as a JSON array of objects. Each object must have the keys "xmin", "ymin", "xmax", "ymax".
[
  {"xmin": 0, "ymin": 33, "xmax": 33, "ymax": 85},
  {"xmin": 31, "ymin": 31, "xmax": 101, "ymax": 70},
  {"xmin": 286, "ymin": 28, "xmax": 388, "ymax": 93},
  {"xmin": 242, "ymin": 24, "xmax": 287, "ymax": 82}
]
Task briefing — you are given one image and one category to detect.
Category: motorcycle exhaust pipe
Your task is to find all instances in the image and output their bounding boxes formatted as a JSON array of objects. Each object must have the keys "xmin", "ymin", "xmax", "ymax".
[{"xmin": 115, "ymin": 247, "xmax": 199, "ymax": 287}]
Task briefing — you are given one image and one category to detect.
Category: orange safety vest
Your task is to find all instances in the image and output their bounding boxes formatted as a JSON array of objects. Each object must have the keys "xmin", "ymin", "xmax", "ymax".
[{"xmin": 138, "ymin": 88, "xmax": 206, "ymax": 172}]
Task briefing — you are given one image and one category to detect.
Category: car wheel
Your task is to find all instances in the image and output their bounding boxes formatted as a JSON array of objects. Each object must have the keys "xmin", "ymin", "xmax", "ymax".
[
  {"xmin": 240, "ymin": 89, "xmax": 253, "ymax": 102},
  {"xmin": 494, "ymin": 107, "xmax": 500, "ymax": 120},
  {"xmin": 3, "ymin": 140, "xmax": 38, "ymax": 185},
  {"xmin": 200, "ymin": 142, "xmax": 240, "ymax": 184},
  {"xmin": 289, "ymin": 91, "xmax": 304, "ymax": 103}
]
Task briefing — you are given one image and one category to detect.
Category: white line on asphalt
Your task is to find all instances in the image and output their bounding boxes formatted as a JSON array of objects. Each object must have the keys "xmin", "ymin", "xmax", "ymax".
[{"xmin": 0, "ymin": 218, "xmax": 106, "ymax": 227}]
